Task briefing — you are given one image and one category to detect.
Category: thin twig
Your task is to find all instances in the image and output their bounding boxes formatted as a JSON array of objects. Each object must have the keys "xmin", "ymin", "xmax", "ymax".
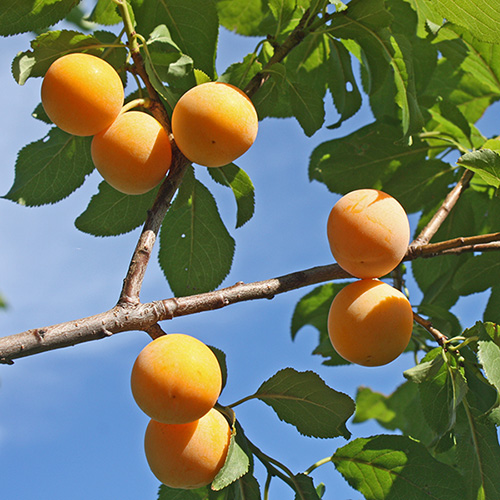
[
  {"xmin": 409, "ymin": 169, "xmax": 474, "ymax": 250},
  {"xmin": 413, "ymin": 312, "xmax": 448, "ymax": 346}
]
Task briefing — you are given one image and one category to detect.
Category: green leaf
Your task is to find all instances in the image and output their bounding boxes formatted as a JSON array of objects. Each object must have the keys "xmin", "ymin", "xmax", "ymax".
[
  {"xmin": 208, "ymin": 164, "xmax": 255, "ymax": 229},
  {"xmin": 219, "ymin": 54, "xmax": 263, "ymax": 90},
  {"xmin": 455, "ymin": 403, "xmax": 500, "ymax": 500},
  {"xmin": 231, "ymin": 473, "xmax": 261, "ymax": 500},
  {"xmin": 75, "ymin": 181, "xmax": 157, "ymax": 236},
  {"xmin": 326, "ymin": 38, "xmax": 362, "ymax": 128},
  {"xmin": 3, "ymin": 129, "xmax": 93, "ymax": 207},
  {"xmin": 405, "ymin": 349, "xmax": 468, "ymax": 437},
  {"xmin": 12, "ymin": 30, "xmax": 108, "ymax": 85},
  {"xmin": 131, "ymin": 0, "xmax": 219, "ymax": 79},
  {"xmin": 309, "ymin": 121, "xmax": 428, "ymax": 194},
  {"xmin": 485, "ymin": 286, "xmax": 500, "ymax": 324},
  {"xmin": 212, "ymin": 433, "xmax": 250, "ymax": 491},
  {"xmin": 453, "ymin": 253, "xmax": 500, "ymax": 296},
  {"xmin": 289, "ymin": 81, "xmax": 325, "ymax": 137},
  {"xmin": 88, "ymin": 0, "xmax": 122, "ymax": 25},
  {"xmin": 255, "ymin": 368, "xmax": 355, "ymax": 439},
  {"xmin": 291, "ymin": 283, "xmax": 350, "ymax": 366},
  {"xmin": 146, "ymin": 25, "xmax": 195, "ymax": 86},
  {"xmin": 428, "ymin": 23, "xmax": 500, "ymax": 120},
  {"xmin": 0, "ymin": 0, "xmax": 78, "ymax": 36},
  {"xmin": 382, "ymin": 159, "xmax": 456, "ymax": 215},
  {"xmin": 214, "ymin": 0, "xmax": 287, "ymax": 37},
  {"xmin": 332, "ymin": 434, "xmax": 465, "ymax": 500},
  {"xmin": 421, "ymin": 0, "xmax": 500, "ymax": 43},
  {"xmin": 354, "ymin": 382, "xmax": 435, "ymax": 445},
  {"xmin": 478, "ymin": 323, "xmax": 500, "ymax": 396},
  {"xmin": 159, "ymin": 170, "xmax": 235, "ymax": 297},
  {"xmin": 208, "ymin": 346, "xmax": 228, "ymax": 393},
  {"xmin": 292, "ymin": 474, "xmax": 321, "ymax": 500},
  {"xmin": 458, "ymin": 149, "xmax": 500, "ymax": 189}
]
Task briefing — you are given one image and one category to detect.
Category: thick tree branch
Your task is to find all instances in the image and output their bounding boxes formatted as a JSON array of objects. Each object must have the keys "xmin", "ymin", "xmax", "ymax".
[{"xmin": 3, "ymin": 232, "xmax": 500, "ymax": 364}]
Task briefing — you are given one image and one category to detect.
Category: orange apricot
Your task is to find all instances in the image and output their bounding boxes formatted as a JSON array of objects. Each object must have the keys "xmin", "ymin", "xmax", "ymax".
[
  {"xmin": 171, "ymin": 81, "xmax": 258, "ymax": 167},
  {"xmin": 41, "ymin": 53, "xmax": 124, "ymax": 136},
  {"xmin": 144, "ymin": 408, "xmax": 231, "ymax": 489},
  {"xmin": 328, "ymin": 279, "xmax": 413, "ymax": 367},
  {"xmin": 327, "ymin": 189, "xmax": 410, "ymax": 279},
  {"xmin": 91, "ymin": 111, "xmax": 172, "ymax": 195},
  {"xmin": 131, "ymin": 334, "xmax": 222, "ymax": 424}
]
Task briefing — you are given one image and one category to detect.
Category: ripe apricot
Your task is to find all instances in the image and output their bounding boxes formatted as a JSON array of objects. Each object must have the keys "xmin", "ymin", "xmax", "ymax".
[
  {"xmin": 328, "ymin": 279, "xmax": 413, "ymax": 367},
  {"xmin": 327, "ymin": 189, "xmax": 410, "ymax": 279},
  {"xmin": 131, "ymin": 334, "xmax": 222, "ymax": 424},
  {"xmin": 144, "ymin": 408, "xmax": 231, "ymax": 489},
  {"xmin": 91, "ymin": 111, "xmax": 172, "ymax": 195},
  {"xmin": 41, "ymin": 53, "xmax": 124, "ymax": 136},
  {"xmin": 171, "ymin": 82, "xmax": 258, "ymax": 167}
]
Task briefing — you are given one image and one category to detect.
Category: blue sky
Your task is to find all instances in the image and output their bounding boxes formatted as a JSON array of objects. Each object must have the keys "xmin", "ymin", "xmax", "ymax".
[{"xmin": 0, "ymin": 17, "xmax": 497, "ymax": 500}]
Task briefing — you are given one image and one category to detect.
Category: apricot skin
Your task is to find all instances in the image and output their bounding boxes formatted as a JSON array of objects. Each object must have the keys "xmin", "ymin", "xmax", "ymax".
[
  {"xmin": 144, "ymin": 408, "xmax": 231, "ymax": 489},
  {"xmin": 41, "ymin": 53, "xmax": 124, "ymax": 137},
  {"xmin": 328, "ymin": 279, "xmax": 413, "ymax": 367},
  {"xmin": 91, "ymin": 111, "xmax": 172, "ymax": 195},
  {"xmin": 327, "ymin": 189, "xmax": 410, "ymax": 279},
  {"xmin": 171, "ymin": 82, "xmax": 258, "ymax": 167},
  {"xmin": 131, "ymin": 334, "xmax": 222, "ymax": 425}
]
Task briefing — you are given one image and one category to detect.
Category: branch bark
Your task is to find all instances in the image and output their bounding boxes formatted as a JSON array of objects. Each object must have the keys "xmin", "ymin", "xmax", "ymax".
[{"xmin": 2, "ymin": 234, "xmax": 500, "ymax": 364}]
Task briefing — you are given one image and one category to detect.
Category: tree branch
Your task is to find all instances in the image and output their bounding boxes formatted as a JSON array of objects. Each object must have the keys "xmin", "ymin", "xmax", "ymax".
[
  {"xmin": 409, "ymin": 169, "xmax": 474, "ymax": 250},
  {"xmin": 3, "ymin": 231, "xmax": 500, "ymax": 364}
]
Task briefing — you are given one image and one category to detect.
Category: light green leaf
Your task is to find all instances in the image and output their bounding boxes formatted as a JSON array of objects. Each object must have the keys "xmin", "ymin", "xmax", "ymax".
[
  {"xmin": 0, "ymin": 0, "xmax": 77, "ymax": 36},
  {"xmin": 215, "ymin": 0, "xmax": 273, "ymax": 36},
  {"xmin": 12, "ymin": 30, "xmax": 106, "ymax": 85},
  {"xmin": 145, "ymin": 25, "xmax": 195, "ymax": 86},
  {"xmin": 208, "ymin": 164, "xmax": 255, "ymax": 228},
  {"xmin": 75, "ymin": 181, "xmax": 158, "ymax": 237},
  {"xmin": 3, "ymin": 128, "xmax": 93, "ymax": 206},
  {"xmin": 131, "ymin": 0, "xmax": 219, "ymax": 78},
  {"xmin": 421, "ymin": 0, "xmax": 500, "ymax": 43},
  {"xmin": 478, "ymin": 323, "xmax": 500, "ymax": 396},
  {"xmin": 212, "ymin": 433, "xmax": 250, "ymax": 491},
  {"xmin": 458, "ymin": 149, "xmax": 500, "ymax": 189},
  {"xmin": 159, "ymin": 170, "xmax": 235, "ymax": 297},
  {"xmin": 255, "ymin": 368, "xmax": 355, "ymax": 439},
  {"xmin": 88, "ymin": 0, "xmax": 122, "ymax": 25},
  {"xmin": 332, "ymin": 434, "xmax": 465, "ymax": 500},
  {"xmin": 219, "ymin": 53, "xmax": 263, "ymax": 90}
]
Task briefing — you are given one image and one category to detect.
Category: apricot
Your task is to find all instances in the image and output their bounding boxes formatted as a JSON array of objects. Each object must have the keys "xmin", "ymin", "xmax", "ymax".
[
  {"xmin": 41, "ymin": 53, "xmax": 124, "ymax": 136},
  {"xmin": 327, "ymin": 279, "xmax": 413, "ymax": 367},
  {"xmin": 327, "ymin": 189, "xmax": 410, "ymax": 279},
  {"xmin": 171, "ymin": 82, "xmax": 258, "ymax": 167},
  {"xmin": 144, "ymin": 408, "xmax": 231, "ymax": 489},
  {"xmin": 131, "ymin": 334, "xmax": 222, "ymax": 424},
  {"xmin": 91, "ymin": 111, "xmax": 172, "ymax": 195}
]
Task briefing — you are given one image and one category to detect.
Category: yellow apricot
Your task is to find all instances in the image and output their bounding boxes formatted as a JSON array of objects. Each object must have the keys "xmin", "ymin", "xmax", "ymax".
[
  {"xmin": 144, "ymin": 408, "xmax": 231, "ymax": 489},
  {"xmin": 327, "ymin": 189, "xmax": 410, "ymax": 279},
  {"xmin": 41, "ymin": 53, "xmax": 124, "ymax": 136},
  {"xmin": 328, "ymin": 279, "xmax": 413, "ymax": 367},
  {"xmin": 131, "ymin": 334, "xmax": 222, "ymax": 424},
  {"xmin": 91, "ymin": 111, "xmax": 172, "ymax": 195},
  {"xmin": 171, "ymin": 82, "xmax": 258, "ymax": 167}
]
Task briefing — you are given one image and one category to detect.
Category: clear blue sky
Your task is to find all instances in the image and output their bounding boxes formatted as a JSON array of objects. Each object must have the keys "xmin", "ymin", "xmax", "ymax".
[{"xmin": 0, "ymin": 17, "xmax": 496, "ymax": 500}]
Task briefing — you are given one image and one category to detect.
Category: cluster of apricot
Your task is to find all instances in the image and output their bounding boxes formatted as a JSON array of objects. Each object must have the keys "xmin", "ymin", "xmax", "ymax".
[
  {"xmin": 41, "ymin": 53, "xmax": 258, "ymax": 196},
  {"xmin": 326, "ymin": 189, "xmax": 414, "ymax": 367},
  {"xmin": 130, "ymin": 333, "xmax": 230, "ymax": 489}
]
